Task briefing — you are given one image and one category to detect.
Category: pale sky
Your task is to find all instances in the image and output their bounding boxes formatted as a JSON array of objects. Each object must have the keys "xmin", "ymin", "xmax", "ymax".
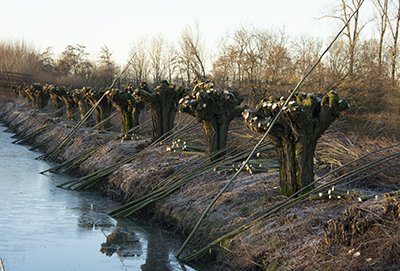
[{"xmin": 1, "ymin": 0, "xmax": 376, "ymax": 65}]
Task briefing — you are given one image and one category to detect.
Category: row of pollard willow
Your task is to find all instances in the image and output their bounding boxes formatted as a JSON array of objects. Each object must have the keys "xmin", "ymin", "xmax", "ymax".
[
  {"xmin": 13, "ymin": 83, "xmax": 145, "ymax": 133},
  {"xmin": 12, "ymin": 82, "xmax": 183, "ymax": 138},
  {"xmin": 13, "ymin": 84, "xmax": 113, "ymax": 130},
  {"xmin": 12, "ymin": 80, "xmax": 348, "ymax": 197}
]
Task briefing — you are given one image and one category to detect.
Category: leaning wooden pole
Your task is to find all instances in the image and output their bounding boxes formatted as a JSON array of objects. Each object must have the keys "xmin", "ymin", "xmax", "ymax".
[{"xmin": 0, "ymin": 258, "xmax": 5, "ymax": 271}]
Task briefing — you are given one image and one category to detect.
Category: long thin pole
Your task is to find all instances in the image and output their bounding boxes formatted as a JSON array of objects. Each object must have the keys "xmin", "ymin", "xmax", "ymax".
[
  {"xmin": 0, "ymin": 258, "xmax": 5, "ymax": 271},
  {"xmin": 176, "ymin": 0, "xmax": 366, "ymax": 258}
]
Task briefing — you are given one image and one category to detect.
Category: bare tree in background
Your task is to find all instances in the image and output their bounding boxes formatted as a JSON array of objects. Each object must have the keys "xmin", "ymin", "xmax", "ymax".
[
  {"xmin": 212, "ymin": 27, "xmax": 293, "ymax": 104},
  {"xmin": 338, "ymin": 0, "xmax": 364, "ymax": 77},
  {"xmin": 0, "ymin": 41, "xmax": 42, "ymax": 76},
  {"xmin": 291, "ymin": 36, "xmax": 325, "ymax": 89},
  {"xmin": 39, "ymin": 47, "xmax": 56, "ymax": 74},
  {"xmin": 388, "ymin": 0, "xmax": 400, "ymax": 81},
  {"xmin": 128, "ymin": 39, "xmax": 150, "ymax": 86},
  {"xmin": 373, "ymin": 0, "xmax": 400, "ymax": 81},
  {"xmin": 56, "ymin": 44, "xmax": 92, "ymax": 79},
  {"xmin": 373, "ymin": 0, "xmax": 389, "ymax": 73},
  {"xmin": 149, "ymin": 35, "xmax": 167, "ymax": 85},
  {"xmin": 165, "ymin": 44, "xmax": 179, "ymax": 83},
  {"xmin": 179, "ymin": 24, "xmax": 207, "ymax": 83},
  {"xmin": 92, "ymin": 46, "xmax": 118, "ymax": 89}
]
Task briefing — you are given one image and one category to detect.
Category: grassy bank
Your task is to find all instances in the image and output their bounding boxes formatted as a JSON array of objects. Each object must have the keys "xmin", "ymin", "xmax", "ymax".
[{"xmin": 0, "ymin": 94, "xmax": 399, "ymax": 270}]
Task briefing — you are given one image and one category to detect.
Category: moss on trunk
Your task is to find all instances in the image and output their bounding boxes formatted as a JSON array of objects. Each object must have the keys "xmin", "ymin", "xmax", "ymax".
[
  {"xmin": 107, "ymin": 87, "xmax": 144, "ymax": 134},
  {"xmin": 179, "ymin": 80, "xmax": 243, "ymax": 161},
  {"xmin": 244, "ymin": 91, "xmax": 349, "ymax": 196},
  {"xmin": 85, "ymin": 88, "xmax": 112, "ymax": 130},
  {"xmin": 71, "ymin": 88, "xmax": 89, "ymax": 123},
  {"xmin": 134, "ymin": 81, "xmax": 183, "ymax": 141}
]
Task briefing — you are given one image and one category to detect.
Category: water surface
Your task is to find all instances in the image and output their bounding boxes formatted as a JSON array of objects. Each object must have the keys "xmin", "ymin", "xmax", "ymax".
[{"xmin": 0, "ymin": 124, "xmax": 196, "ymax": 271}]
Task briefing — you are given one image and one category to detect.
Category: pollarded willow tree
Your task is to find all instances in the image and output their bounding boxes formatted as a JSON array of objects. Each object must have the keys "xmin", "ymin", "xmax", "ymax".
[
  {"xmin": 71, "ymin": 88, "xmax": 88, "ymax": 122},
  {"xmin": 125, "ymin": 85, "xmax": 145, "ymax": 130},
  {"xmin": 23, "ymin": 84, "xmax": 36, "ymax": 104},
  {"xmin": 56, "ymin": 86, "xmax": 77, "ymax": 120},
  {"xmin": 179, "ymin": 79, "xmax": 243, "ymax": 161},
  {"xmin": 84, "ymin": 88, "xmax": 112, "ymax": 130},
  {"xmin": 243, "ymin": 90, "xmax": 349, "ymax": 196},
  {"xmin": 107, "ymin": 88, "xmax": 133, "ymax": 133},
  {"xmin": 46, "ymin": 84, "xmax": 64, "ymax": 117},
  {"xmin": 106, "ymin": 87, "xmax": 144, "ymax": 134},
  {"xmin": 30, "ymin": 84, "xmax": 49, "ymax": 109},
  {"xmin": 133, "ymin": 80, "xmax": 184, "ymax": 141}
]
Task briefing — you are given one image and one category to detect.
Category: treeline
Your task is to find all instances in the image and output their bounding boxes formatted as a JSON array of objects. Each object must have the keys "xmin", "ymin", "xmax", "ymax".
[{"xmin": 1, "ymin": 0, "xmax": 399, "ymax": 137}]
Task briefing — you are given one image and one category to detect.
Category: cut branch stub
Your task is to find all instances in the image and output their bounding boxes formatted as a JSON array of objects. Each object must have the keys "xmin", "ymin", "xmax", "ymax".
[
  {"xmin": 243, "ymin": 90, "xmax": 349, "ymax": 196},
  {"xmin": 179, "ymin": 79, "xmax": 243, "ymax": 161},
  {"xmin": 133, "ymin": 81, "xmax": 184, "ymax": 141}
]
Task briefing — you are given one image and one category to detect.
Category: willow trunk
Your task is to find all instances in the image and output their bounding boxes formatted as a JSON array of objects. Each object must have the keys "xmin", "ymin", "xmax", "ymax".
[{"xmin": 276, "ymin": 136, "xmax": 317, "ymax": 196}]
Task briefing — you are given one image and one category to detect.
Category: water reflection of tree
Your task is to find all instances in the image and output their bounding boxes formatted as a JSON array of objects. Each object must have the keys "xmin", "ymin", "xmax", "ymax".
[
  {"xmin": 100, "ymin": 222, "xmax": 175, "ymax": 270},
  {"xmin": 100, "ymin": 226, "xmax": 142, "ymax": 257},
  {"xmin": 140, "ymin": 231, "xmax": 172, "ymax": 271}
]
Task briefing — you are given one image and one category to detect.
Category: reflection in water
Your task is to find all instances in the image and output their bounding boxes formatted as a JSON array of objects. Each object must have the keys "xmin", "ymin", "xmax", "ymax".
[
  {"xmin": 0, "ymin": 124, "xmax": 199, "ymax": 271},
  {"xmin": 100, "ymin": 225, "xmax": 142, "ymax": 257},
  {"xmin": 140, "ymin": 232, "xmax": 173, "ymax": 271},
  {"xmin": 78, "ymin": 210, "xmax": 116, "ymax": 229}
]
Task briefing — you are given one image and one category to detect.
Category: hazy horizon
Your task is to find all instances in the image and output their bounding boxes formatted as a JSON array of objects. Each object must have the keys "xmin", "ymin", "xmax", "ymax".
[{"xmin": 3, "ymin": 0, "xmax": 376, "ymax": 65}]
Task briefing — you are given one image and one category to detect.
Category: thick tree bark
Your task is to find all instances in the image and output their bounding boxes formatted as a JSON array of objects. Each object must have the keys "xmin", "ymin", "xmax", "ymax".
[
  {"xmin": 77, "ymin": 101, "xmax": 87, "ymax": 122},
  {"xmin": 276, "ymin": 136, "xmax": 317, "ymax": 196},
  {"xmin": 149, "ymin": 101, "xmax": 177, "ymax": 141},
  {"xmin": 89, "ymin": 99, "xmax": 111, "ymax": 130},
  {"xmin": 243, "ymin": 91, "xmax": 349, "ymax": 196},
  {"xmin": 150, "ymin": 106, "xmax": 163, "ymax": 140},
  {"xmin": 49, "ymin": 94, "xmax": 63, "ymax": 117},
  {"xmin": 120, "ymin": 109, "xmax": 133, "ymax": 133},
  {"xmin": 148, "ymin": 90, "xmax": 178, "ymax": 141},
  {"xmin": 99, "ymin": 102, "xmax": 112, "ymax": 130},
  {"xmin": 34, "ymin": 93, "xmax": 49, "ymax": 109},
  {"xmin": 132, "ymin": 107, "xmax": 141, "ymax": 128},
  {"xmin": 63, "ymin": 99, "xmax": 76, "ymax": 121},
  {"xmin": 201, "ymin": 115, "xmax": 230, "ymax": 161}
]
